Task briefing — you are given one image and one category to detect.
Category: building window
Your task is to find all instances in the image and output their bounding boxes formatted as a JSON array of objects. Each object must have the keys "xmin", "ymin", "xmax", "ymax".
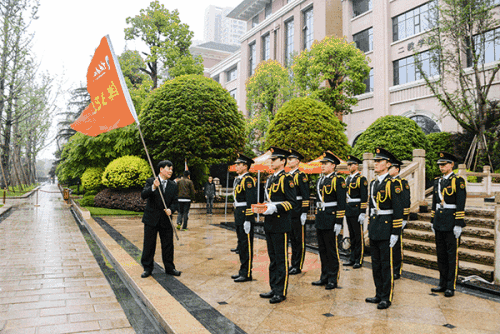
[
  {"xmin": 393, "ymin": 50, "xmax": 439, "ymax": 86},
  {"xmin": 353, "ymin": 0, "xmax": 372, "ymax": 17},
  {"xmin": 303, "ymin": 8, "xmax": 314, "ymax": 50},
  {"xmin": 285, "ymin": 19, "xmax": 294, "ymax": 65},
  {"xmin": 249, "ymin": 43, "xmax": 257, "ymax": 76},
  {"xmin": 364, "ymin": 68, "xmax": 374, "ymax": 93},
  {"xmin": 392, "ymin": 2, "xmax": 435, "ymax": 42},
  {"xmin": 213, "ymin": 75, "xmax": 220, "ymax": 83},
  {"xmin": 410, "ymin": 115, "xmax": 440, "ymax": 134},
  {"xmin": 265, "ymin": 2, "xmax": 272, "ymax": 19},
  {"xmin": 468, "ymin": 27, "xmax": 500, "ymax": 67},
  {"xmin": 353, "ymin": 27, "xmax": 373, "ymax": 53},
  {"xmin": 262, "ymin": 34, "xmax": 270, "ymax": 60},
  {"xmin": 252, "ymin": 15, "xmax": 259, "ymax": 28},
  {"xmin": 229, "ymin": 88, "xmax": 237, "ymax": 101},
  {"xmin": 226, "ymin": 67, "xmax": 237, "ymax": 82}
]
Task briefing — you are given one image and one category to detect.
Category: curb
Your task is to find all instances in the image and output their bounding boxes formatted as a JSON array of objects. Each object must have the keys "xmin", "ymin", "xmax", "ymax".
[
  {"xmin": 0, "ymin": 204, "xmax": 12, "ymax": 217},
  {"xmin": 70, "ymin": 201, "xmax": 210, "ymax": 334}
]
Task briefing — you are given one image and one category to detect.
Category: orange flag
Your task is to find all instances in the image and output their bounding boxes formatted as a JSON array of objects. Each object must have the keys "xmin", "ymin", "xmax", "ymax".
[{"xmin": 71, "ymin": 35, "xmax": 139, "ymax": 136}]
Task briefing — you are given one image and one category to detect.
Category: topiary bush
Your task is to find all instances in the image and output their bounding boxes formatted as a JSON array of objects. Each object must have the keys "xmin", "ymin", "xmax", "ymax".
[
  {"xmin": 102, "ymin": 156, "xmax": 151, "ymax": 190},
  {"xmin": 93, "ymin": 188, "xmax": 146, "ymax": 211},
  {"xmin": 78, "ymin": 195, "xmax": 95, "ymax": 207},
  {"xmin": 266, "ymin": 97, "xmax": 350, "ymax": 161},
  {"xmin": 140, "ymin": 74, "xmax": 245, "ymax": 188},
  {"xmin": 427, "ymin": 132, "xmax": 454, "ymax": 180},
  {"xmin": 81, "ymin": 167, "xmax": 105, "ymax": 192}
]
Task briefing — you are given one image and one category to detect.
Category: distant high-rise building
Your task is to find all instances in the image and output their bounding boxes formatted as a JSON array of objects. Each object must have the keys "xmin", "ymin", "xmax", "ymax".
[{"xmin": 204, "ymin": 5, "xmax": 246, "ymax": 45}]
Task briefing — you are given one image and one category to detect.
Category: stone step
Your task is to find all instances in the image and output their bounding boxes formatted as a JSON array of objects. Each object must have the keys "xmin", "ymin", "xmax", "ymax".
[
  {"xmin": 403, "ymin": 229, "xmax": 494, "ymax": 252},
  {"xmin": 403, "ymin": 239, "xmax": 494, "ymax": 266},
  {"xmin": 406, "ymin": 220, "xmax": 494, "ymax": 240},
  {"xmin": 416, "ymin": 212, "xmax": 494, "ymax": 229},
  {"xmin": 402, "ymin": 250, "xmax": 493, "ymax": 281}
]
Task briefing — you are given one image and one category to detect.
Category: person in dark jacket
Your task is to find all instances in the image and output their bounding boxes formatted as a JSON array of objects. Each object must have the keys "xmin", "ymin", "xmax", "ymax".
[
  {"xmin": 204, "ymin": 176, "xmax": 216, "ymax": 214},
  {"xmin": 140, "ymin": 160, "xmax": 180, "ymax": 278},
  {"xmin": 176, "ymin": 171, "xmax": 196, "ymax": 230}
]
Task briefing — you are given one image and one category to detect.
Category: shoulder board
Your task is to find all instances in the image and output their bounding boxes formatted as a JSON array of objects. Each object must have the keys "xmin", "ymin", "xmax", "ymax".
[{"xmin": 434, "ymin": 176, "xmax": 440, "ymax": 179}]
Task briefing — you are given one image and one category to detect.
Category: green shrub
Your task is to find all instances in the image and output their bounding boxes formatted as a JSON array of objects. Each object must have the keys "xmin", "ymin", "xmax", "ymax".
[
  {"xmin": 78, "ymin": 195, "xmax": 95, "ymax": 207},
  {"xmin": 84, "ymin": 189, "xmax": 99, "ymax": 196},
  {"xmin": 453, "ymin": 168, "xmax": 478, "ymax": 183},
  {"xmin": 427, "ymin": 132, "xmax": 454, "ymax": 180},
  {"xmin": 102, "ymin": 156, "xmax": 151, "ymax": 190},
  {"xmin": 266, "ymin": 97, "xmax": 350, "ymax": 161},
  {"xmin": 81, "ymin": 167, "xmax": 105, "ymax": 192}
]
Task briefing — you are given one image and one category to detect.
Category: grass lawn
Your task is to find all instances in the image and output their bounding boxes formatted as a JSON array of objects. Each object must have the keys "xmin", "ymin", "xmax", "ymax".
[
  {"xmin": 3, "ymin": 184, "xmax": 38, "ymax": 197},
  {"xmin": 84, "ymin": 206, "xmax": 143, "ymax": 216}
]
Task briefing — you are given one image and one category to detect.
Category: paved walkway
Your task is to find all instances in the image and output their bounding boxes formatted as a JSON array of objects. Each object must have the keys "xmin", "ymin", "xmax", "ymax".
[{"xmin": 0, "ymin": 184, "xmax": 135, "ymax": 333}]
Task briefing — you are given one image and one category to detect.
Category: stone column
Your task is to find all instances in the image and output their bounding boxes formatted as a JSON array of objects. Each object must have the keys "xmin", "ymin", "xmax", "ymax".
[
  {"xmin": 412, "ymin": 149, "xmax": 426, "ymax": 207},
  {"xmin": 495, "ymin": 192, "xmax": 500, "ymax": 285},
  {"xmin": 483, "ymin": 166, "xmax": 491, "ymax": 196}
]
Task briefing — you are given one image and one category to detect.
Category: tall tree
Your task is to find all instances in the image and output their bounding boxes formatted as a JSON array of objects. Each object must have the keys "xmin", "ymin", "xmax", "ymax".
[
  {"xmin": 416, "ymin": 0, "xmax": 500, "ymax": 170},
  {"xmin": 124, "ymin": 0, "xmax": 203, "ymax": 88},
  {"xmin": 293, "ymin": 36, "xmax": 370, "ymax": 115}
]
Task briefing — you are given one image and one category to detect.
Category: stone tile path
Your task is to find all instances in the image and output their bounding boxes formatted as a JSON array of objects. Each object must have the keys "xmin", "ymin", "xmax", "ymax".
[{"xmin": 0, "ymin": 184, "xmax": 135, "ymax": 333}]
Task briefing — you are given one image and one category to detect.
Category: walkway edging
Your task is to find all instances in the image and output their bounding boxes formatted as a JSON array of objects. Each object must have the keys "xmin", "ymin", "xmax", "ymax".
[{"xmin": 71, "ymin": 202, "xmax": 210, "ymax": 334}]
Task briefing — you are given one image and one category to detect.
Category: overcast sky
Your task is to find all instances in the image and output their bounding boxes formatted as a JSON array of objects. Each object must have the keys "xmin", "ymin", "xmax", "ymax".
[{"xmin": 31, "ymin": 0, "xmax": 239, "ymax": 159}]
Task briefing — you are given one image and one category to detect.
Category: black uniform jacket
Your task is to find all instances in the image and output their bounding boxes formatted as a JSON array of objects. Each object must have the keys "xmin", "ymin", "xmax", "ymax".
[
  {"xmin": 368, "ymin": 174, "xmax": 404, "ymax": 240},
  {"xmin": 234, "ymin": 173, "xmax": 257, "ymax": 225},
  {"xmin": 264, "ymin": 170, "xmax": 297, "ymax": 233},
  {"xmin": 290, "ymin": 169, "xmax": 310, "ymax": 218},
  {"xmin": 431, "ymin": 173, "xmax": 466, "ymax": 232},
  {"xmin": 315, "ymin": 173, "xmax": 347, "ymax": 230},
  {"xmin": 141, "ymin": 177, "xmax": 178, "ymax": 228},
  {"xmin": 345, "ymin": 173, "xmax": 368, "ymax": 218},
  {"xmin": 392, "ymin": 176, "xmax": 411, "ymax": 221}
]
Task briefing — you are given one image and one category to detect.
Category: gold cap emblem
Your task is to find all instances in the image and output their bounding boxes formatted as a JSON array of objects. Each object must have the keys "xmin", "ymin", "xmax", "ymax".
[
  {"xmin": 440, "ymin": 153, "xmax": 444, "ymax": 157},
  {"xmin": 270, "ymin": 148, "xmax": 274, "ymax": 153},
  {"xmin": 376, "ymin": 148, "xmax": 380, "ymax": 153}
]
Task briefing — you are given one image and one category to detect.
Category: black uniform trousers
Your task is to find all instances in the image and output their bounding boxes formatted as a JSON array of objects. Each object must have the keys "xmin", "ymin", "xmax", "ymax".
[
  {"xmin": 141, "ymin": 223, "xmax": 175, "ymax": 273},
  {"xmin": 435, "ymin": 230, "xmax": 459, "ymax": 290},
  {"xmin": 370, "ymin": 239, "xmax": 394, "ymax": 302},
  {"xmin": 392, "ymin": 230, "xmax": 404, "ymax": 275},
  {"xmin": 265, "ymin": 231, "xmax": 289, "ymax": 297},
  {"xmin": 235, "ymin": 224, "xmax": 254, "ymax": 278},
  {"xmin": 316, "ymin": 229, "xmax": 340, "ymax": 284},
  {"xmin": 346, "ymin": 215, "xmax": 364, "ymax": 265},
  {"xmin": 290, "ymin": 217, "xmax": 306, "ymax": 270}
]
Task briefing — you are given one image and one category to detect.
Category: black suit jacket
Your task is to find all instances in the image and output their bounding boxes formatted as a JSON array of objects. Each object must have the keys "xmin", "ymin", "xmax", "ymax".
[{"xmin": 141, "ymin": 177, "xmax": 178, "ymax": 228}]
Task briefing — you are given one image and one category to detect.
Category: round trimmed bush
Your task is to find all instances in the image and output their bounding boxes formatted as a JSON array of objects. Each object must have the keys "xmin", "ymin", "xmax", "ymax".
[
  {"xmin": 78, "ymin": 195, "xmax": 95, "ymax": 207},
  {"xmin": 266, "ymin": 97, "xmax": 350, "ymax": 161},
  {"xmin": 102, "ymin": 156, "xmax": 151, "ymax": 190},
  {"xmin": 81, "ymin": 167, "xmax": 105, "ymax": 192}
]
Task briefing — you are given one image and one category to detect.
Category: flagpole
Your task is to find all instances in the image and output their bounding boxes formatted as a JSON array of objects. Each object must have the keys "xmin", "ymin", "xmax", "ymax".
[{"xmin": 137, "ymin": 124, "xmax": 179, "ymax": 241}]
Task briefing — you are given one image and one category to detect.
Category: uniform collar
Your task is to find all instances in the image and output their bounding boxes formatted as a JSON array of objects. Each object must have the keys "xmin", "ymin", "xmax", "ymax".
[
  {"xmin": 290, "ymin": 168, "xmax": 299, "ymax": 174},
  {"xmin": 273, "ymin": 169, "xmax": 284, "ymax": 177},
  {"xmin": 325, "ymin": 171, "xmax": 335, "ymax": 178},
  {"xmin": 443, "ymin": 172, "xmax": 454, "ymax": 180},
  {"xmin": 349, "ymin": 171, "xmax": 359, "ymax": 177},
  {"xmin": 378, "ymin": 172, "xmax": 389, "ymax": 183},
  {"xmin": 238, "ymin": 172, "xmax": 248, "ymax": 179}
]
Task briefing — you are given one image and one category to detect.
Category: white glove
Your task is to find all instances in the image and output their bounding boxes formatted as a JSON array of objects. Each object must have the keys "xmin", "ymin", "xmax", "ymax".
[
  {"xmin": 300, "ymin": 213, "xmax": 307, "ymax": 225},
  {"xmin": 244, "ymin": 221, "xmax": 251, "ymax": 234},
  {"xmin": 431, "ymin": 225, "xmax": 435, "ymax": 234},
  {"xmin": 402, "ymin": 220, "xmax": 407, "ymax": 229},
  {"xmin": 453, "ymin": 226, "xmax": 462, "ymax": 239},
  {"xmin": 334, "ymin": 224, "xmax": 341, "ymax": 236},
  {"xmin": 389, "ymin": 234, "xmax": 399, "ymax": 248},
  {"xmin": 263, "ymin": 204, "xmax": 277, "ymax": 215},
  {"xmin": 358, "ymin": 213, "xmax": 366, "ymax": 223}
]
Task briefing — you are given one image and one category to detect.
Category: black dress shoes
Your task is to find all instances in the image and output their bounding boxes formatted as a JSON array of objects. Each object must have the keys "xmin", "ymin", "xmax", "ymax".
[
  {"xmin": 377, "ymin": 300, "xmax": 391, "ymax": 309},
  {"xmin": 260, "ymin": 291, "xmax": 274, "ymax": 298},
  {"xmin": 269, "ymin": 295, "xmax": 286, "ymax": 304},
  {"xmin": 444, "ymin": 289, "xmax": 454, "ymax": 297},
  {"xmin": 325, "ymin": 283, "xmax": 337, "ymax": 290},
  {"xmin": 141, "ymin": 271, "xmax": 152, "ymax": 278},
  {"xmin": 353, "ymin": 263, "xmax": 362, "ymax": 269},
  {"xmin": 311, "ymin": 280, "xmax": 327, "ymax": 286},
  {"xmin": 230, "ymin": 248, "xmax": 238, "ymax": 252},
  {"xmin": 231, "ymin": 274, "xmax": 240, "ymax": 279},
  {"xmin": 431, "ymin": 286, "xmax": 447, "ymax": 293},
  {"xmin": 165, "ymin": 269, "xmax": 182, "ymax": 276},
  {"xmin": 289, "ymin": 267, "xmax": 301, "ymax": 275},
  {"xmin": 234, "ymin": 276, "xmax": 252, "ymax": 282},
  {"xmin": 365, "ymin": 296, "xmax": 381, "ymax": 304},
  {"xmin": 343, "ymin": 261, "xmax": 355, "ymax": 266},
  {"xmin": 394, "ymin": 273, "xmax": 401, "ymax": 280}
]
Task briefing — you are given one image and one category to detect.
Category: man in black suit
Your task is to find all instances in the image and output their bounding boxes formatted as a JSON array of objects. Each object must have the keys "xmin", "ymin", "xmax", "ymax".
[{"xmin": 140, "ymin": 160, "xmax": 181, "ymax": 278}]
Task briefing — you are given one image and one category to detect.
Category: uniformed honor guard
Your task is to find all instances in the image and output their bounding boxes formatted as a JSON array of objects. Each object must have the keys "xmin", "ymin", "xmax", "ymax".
[
  {"xmin": 430, "ymin": 152, "xmax": 466, "ymax": 297},
  {"xmin": 389, "ymin": 158, "xmax": 411, "ymax": 280},
  {"xmin": 312, "ymin": 151, "xmax": 346, "ymax": 290},
  {"xmin": 343, "ymin": 155, "xmax": 368, "ymax": 269},
  {"xmin": 230, "ymin": 154, "xmax": 257, "ymax": 283},
  {"xmin": 260, "ymin": 147, "xmax": 297, "ymax": 304},
  {"xmin": 365, "ymin": 148, "xmax": 404, "ymax": 310},
  {"xmin": 287, "ymin": 148, "xmax": 310, "ymax": 275}
]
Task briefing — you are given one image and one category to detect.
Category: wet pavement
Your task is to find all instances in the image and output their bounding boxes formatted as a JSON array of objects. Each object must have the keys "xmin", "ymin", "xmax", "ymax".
[{"xmin": 2, "ymin": 184, "xmax": 500, "ymax": 333}]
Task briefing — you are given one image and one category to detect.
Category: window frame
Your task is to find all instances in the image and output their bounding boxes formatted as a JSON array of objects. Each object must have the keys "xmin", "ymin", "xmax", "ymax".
[
  {"xmin": 303, "ymin": 7, "xmax": 314, "ymax": 50},
  {"xmin": 393, "ymin": 50, "xmax": 439, "ymax": 86},
  {"xmin": 353, "ymin": 0, "xmax": 372, "ymax": 18},
  {"xmin": 353, "ymin": 27, "xmax": 373, "ymax": 53},
  {"xmin": 392, "ymin": 1, "xmax": 435, "ymax": 42},
  {"xmin": 249, "ymin": 42, "xmax": 257, "ymax": 76},
  {"xmin": 262, "ymin": 33, "xmax": 271, "ymax": 61},
  {"xmin": 226, "ymin": 66, "xmax": 238, "ymax": 82},
  {"xmin": 284, "ymin": 18, "xmax": 295, "ymax": 66}
]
